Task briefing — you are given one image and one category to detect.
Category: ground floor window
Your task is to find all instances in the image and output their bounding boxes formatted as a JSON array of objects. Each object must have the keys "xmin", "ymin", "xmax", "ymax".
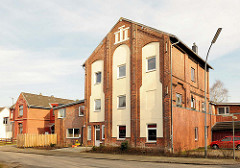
[
  {"xmin": 67, "ymin": 128, "xmax": 80, "ymax": 138},
  {"xmin": 118, "ymin": 126, "xmax": 126, "ymax": 139},
  {"xmin": 195, "ymin": 127, "xmax": 198, "ymax": 141},
  {"xmin": 3, "ymin": 117, "xmax": 8, "ymax": 124},
  {"xmin": 147, "ymin": 124, "xmax": 157, "ymax": 142},
  {"xmin": 88, "ymin": 126, "xmax": 91, "ymax": 140}
]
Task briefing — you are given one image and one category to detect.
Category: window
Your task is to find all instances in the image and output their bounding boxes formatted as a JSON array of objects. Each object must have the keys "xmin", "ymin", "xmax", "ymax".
[
  {"xmin": 118, "ymin": 126, "xmax": 126, "ymax": 139},
  {"xmin": 202, "ymin": 102, "xmax": 205, "ymax": 112},
  {"xmin": 67, "ymin": 128, "xmax": 80, "ymax": 138},
  {"xmin": 19, "ymin": 123, "xmax": 23, "ymax": 134},
  {"xmin": 147, "ymin": 57, "xmax": 156, "ymax": 71},
  {"xmin": 3, "ymin": 117, "xmax": 8, "ymax": 125},
  {"xmin": 195, "ymin": 127, "xmax": 198, "ymax": 141},
  {"xmin": 118, "ymin": 64, "xmax": 126, "ymax": 78},
  {"xmin": 221, "ymin": 137, "xmax": 231, "ymax": 141},
  {"xmin": 102, "ymin": 125, "xmax": 105, "ymax": 140},
  {"xmin": 191, "ymin": 96, "xmax": 196, "ymax": 109},
  {"xmin": 58, "ymin": 108, "xmax": 66, "ymax": 118},
  {"xmin": 176, "ymin": 93, "xmax": 182, "ymax": 107},
  {"xmin": 118, "ymin": 95, "xmax": 126, "ymax": 108},
  {"xmin": 94, "ymin": 99, "xmax": 101, "ymax": 111},
  {"xmin": 10, "ymin": 111, "xmax": 13, "ymax": 119},
  {"xmin": 218, "ymin": 107, "xmax": 229, "ymax": 115},
  {"xmin": 19, "ymin": 105, "xmax": 23, "ymax": 116},
  {"xmin": 234, "ymin": 137, "xmax": 240, "ymax": 141},
  {"xmin": 79, "ymin": 106, "xmax": 84, "ymax": 116},
  {"xmin": 95, "ymin": 72, "xmax": 102, "ymax": 84},
  {"xmin": 191, "ymin": 67, "xmax": 195, "ymax": 82},
  {"xmin": 147, "ymin": 124, "xmax": 157, "ymax": 142},
  {"xmin": 88, "ymin": 126, "xmax": 91, "ymax": 140}
]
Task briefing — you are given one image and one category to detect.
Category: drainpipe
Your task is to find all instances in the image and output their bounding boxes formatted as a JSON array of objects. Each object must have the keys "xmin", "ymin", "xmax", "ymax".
[{"xmin": 170, "ymin": 41, "xmax": 179, "ymax": 152}]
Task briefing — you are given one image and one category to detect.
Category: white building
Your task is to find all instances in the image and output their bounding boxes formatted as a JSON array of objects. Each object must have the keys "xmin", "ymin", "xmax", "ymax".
[{"xmin": 0, "ymin": 107, "xmax": 12, "ymax": 139}]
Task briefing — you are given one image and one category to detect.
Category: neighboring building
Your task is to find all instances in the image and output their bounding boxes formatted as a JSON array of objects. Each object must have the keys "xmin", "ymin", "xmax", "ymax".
[
  {"xmin": 0, "ymin": 107, "xmax": 12, "ymax": 139},
  {"xmin": 54, "ymin": 100, "xmax": 85, "ymax": 146},
  {"xmin": 12, "ymin": 92, "xmax": 74, "ymax": 138},
  {"xmin": 9, "ymin": 104, "xmax": 15, "ymax": 138},
  {"xmin": 212, "ymin": 102, "xmax": 240, "ymax": 141},
  {"xmin": 82, "ymin": 17, "xmax": 214, "ymax": 151}
]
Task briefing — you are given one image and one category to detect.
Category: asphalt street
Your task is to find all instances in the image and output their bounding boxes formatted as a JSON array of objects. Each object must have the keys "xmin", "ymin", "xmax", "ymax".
[{"xmin": 0, "ymin": 151, "xmax": 239, "ymax": 168}]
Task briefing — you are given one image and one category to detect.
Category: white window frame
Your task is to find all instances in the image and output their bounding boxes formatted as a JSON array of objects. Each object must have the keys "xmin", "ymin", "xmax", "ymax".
[
  {"xmin": 117, "ymin": 95, "xmax": 126, "ymax": 109},
  {"xmin": 66, "ymin": 128, "xmax": 81, "ymax": 138},
  {"xmin": 195, "ymin": 127, "xmax": 198, "ymax": 141},
  {"xmin": 191, "ymin": 96, "xmax": 196, "ymax": 110},
  {"xmin": 19, "ymin": 105, "xmax": 23, "ymax": 116},
  {"xmin": 217, "ymin": 107, "xmax": 230, "ymax": 115},
  {"xmin": 79, "ymin": 106, "xmax": 84, "ymax": 116},
  {"xmin": 3, "ymin": 117, "xmax": 8, "ymax": 125},
  {"xmin": 118, "ymin": 125, "xmax": 126, "ymax": 140},
  {"xmin": 102, "ymin": 125, "xmax": 105, "ymax": 140},
  {"xmin": 191, "ymin": 67, "xmax": 195, "ymax": 82},
  {"xmin": 117, "ymin": 64, "xmax": 126, "ymax": 79},
  {"xmin": 146, "ymin": 56, "xmax": 156, "ymax": 72},
  {"xmin": 94, "ymin": 99, "xmax": 101, "ymax": 111},
  {"xmin": 95, "ymin": 71, "xmax": 102, "ymax": 84},
  {"xmin": 176, "ymin": 93, "xmax": 182, "ymax": 107},
  {"xmin": 58, "ymin": 108, "xmax": 66, "ymax": 118},
  {"xmin": 147, "ymin": 124, "xmax": 157, "ymax": 142},
  {"xmin": 87, "ymin": 126, "xmax": 91, "ymax": 140},
  {"xmin": 202, "ymin": 102, "xmax": 205, "ymax": 112}
]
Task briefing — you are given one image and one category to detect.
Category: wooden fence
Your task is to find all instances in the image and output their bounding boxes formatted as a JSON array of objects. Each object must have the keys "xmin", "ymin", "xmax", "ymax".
[{"xmin": 17, "ymin": 134, "xmax": 57, "ymax": 147}]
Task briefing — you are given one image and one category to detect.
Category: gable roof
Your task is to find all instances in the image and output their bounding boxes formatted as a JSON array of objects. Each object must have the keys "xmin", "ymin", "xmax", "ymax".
[
  {"xmin": 214, "ymin": 102, "xmax": 240, "ymax": 106},
  {"xmin": 83, "ymin": 17, "xmax": 213, "ymax": 69},
  {"xmin": 53, "ymin": 99, "xmax": 84, "ymax": 110},
  {"xmin": 0, "ymin": 107, "xmax": 5, "ymax": 112},
  {"xmin": 21, "ymin": 92, "xmax": 75, "ymax": 109}
]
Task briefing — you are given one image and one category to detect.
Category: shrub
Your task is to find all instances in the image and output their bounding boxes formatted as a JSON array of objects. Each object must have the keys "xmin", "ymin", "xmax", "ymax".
[
  {"xmin": 92, "ymin": 146, "xmax": 97, "ymax": 151},
  {"xmin": 120, "ymin": 141, "xmax": 129, "ymax": 151},
  {"xmin": 50, "ymin": 143, "xmax": 56, "ymax": 147}
]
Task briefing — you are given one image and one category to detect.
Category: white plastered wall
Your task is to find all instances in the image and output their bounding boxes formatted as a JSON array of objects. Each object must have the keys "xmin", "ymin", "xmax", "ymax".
[
  {"xmin": 112, "ymin": 45, "xmax": 131, "ymax": 138},
  {"xmin": 89, "ymin": 60, "xmax": 105, "ymax": 122},
  {"xmin": 140, "ymin": 42, "xmax": 163, "ymax": 138},
  {"xmin": 0, "ymin": 107, "xmax": 12, "ymax": 138}
]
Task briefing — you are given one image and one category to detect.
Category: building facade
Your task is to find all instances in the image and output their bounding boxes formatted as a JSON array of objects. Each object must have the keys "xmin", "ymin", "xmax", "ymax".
[
  {"xmin": 0, "ymin": 107, "xmax": 12, "ymax": 139},
  {"xmin": 54, "ymin": 100, "xmax": 85, "ymax": 146},
  {"xmin": 83, "ymin": 18, "xmax": 214, "ymax": 151},
  {"xmin": 12, "ymin": 92, "xmax": 74, "ymax": 138}
]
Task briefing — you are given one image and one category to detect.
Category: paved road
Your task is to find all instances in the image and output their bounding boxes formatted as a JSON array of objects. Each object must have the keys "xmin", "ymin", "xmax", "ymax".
[{"xmin": 0, "ymin": 151, "xmax": 239, "ymax": 168}]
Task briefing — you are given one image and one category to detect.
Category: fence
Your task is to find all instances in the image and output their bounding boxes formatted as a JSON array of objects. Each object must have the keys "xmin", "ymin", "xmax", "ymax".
[
  {"xmin": 17, "ymin": 134, "xmax": 57, "ymax": 147},
  {"xmin": 0, "ymin": 138, "xmax": 15, "ymax": 145}
]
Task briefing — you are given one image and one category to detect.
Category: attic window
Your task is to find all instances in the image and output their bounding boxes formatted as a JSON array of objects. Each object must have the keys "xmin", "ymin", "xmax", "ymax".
[{"xmin": 114, "ymin": 25, "xmax": 129, "ymax": 44}]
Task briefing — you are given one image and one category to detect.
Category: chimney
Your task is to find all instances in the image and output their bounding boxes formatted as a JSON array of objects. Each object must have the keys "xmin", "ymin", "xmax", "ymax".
[{"xmin": 192, "ymin": 42, "xmax": 198, "ymax": 54}]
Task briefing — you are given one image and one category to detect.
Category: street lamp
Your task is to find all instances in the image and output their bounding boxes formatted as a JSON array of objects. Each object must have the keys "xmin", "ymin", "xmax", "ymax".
[{"xmin": 204, "ymin": 28, "xmax": 222, "ymax": 158}]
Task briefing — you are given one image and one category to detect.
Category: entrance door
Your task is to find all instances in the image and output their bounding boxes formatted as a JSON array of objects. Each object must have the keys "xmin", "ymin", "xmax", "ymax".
[{"xmin": 95, "ymin": 125, "xmax": 100, "ymax": 147}]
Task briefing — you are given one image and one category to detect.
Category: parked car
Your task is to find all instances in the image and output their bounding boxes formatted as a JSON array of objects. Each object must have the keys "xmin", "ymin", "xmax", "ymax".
[{"xmin": 210, "ymin": 136, "xmax": 240, "ymax": 150}]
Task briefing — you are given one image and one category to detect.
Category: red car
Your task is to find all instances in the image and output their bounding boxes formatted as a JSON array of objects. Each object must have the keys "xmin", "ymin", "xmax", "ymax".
[{"xmin": 210, "ymin": 136, "xmax": 240, "ymax": 150}]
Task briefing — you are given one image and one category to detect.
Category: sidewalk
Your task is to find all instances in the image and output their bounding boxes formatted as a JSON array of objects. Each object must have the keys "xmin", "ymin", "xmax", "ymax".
[{"xmin": 0, "ymin": 145, "xmax": 239, "ymax": 165}]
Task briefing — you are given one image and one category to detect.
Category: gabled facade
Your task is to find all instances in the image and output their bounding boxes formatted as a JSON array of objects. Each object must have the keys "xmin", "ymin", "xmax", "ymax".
[
  {"xmin": 83, "ymin": 18, "xmax": 214, "ymax": 151},
  {"xmin": 12, "ymin": 92, "xmax": 74, "ymax": 138},
  {"xmin": 0, "ymin": 107, "xmax": 12, "ymax": 139},
  {"xmin": 54, "ymin": 100, "xmax": 85, "ymax": 146}
]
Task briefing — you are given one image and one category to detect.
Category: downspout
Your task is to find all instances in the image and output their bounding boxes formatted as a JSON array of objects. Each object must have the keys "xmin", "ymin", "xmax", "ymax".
[{"xmin": 170, "ymin": 41, "xmax": 179, "ymax": 152}]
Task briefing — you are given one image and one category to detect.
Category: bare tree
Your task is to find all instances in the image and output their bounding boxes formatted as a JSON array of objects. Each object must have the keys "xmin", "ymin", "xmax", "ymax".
[{"xmin": 210, "ymin": 80, "xmax": 228, "ymax": 103}]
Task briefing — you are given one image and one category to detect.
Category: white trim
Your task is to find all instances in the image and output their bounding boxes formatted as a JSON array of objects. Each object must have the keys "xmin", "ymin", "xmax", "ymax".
[
  {"xmin": 117, "ymin": 95, "xmax": 126, "ymax": 109},
  {"xmin": 79, "ymin": 106, "xmax": 84, "ymax": 116},
  {"xmin": 117, "ymin": 64, "xmax": 126, "ymax": 79},
  {"xmin": 66, "ymin": 128, "xmax": 81, "ymax": 138},
  {"xmin": 146, "ymin": 56, "xmax": 156, "ymax": 72},
  {"xmin": 117, "ymin": 125, "xmax": 126, "ymax": 140},
  {"xmin": 217, "ymin": 106, "xmax": 230, "ymax": 115},
  {"xmin": 146, "ymin": 124, "xmax": 157, "ymax": 142}
]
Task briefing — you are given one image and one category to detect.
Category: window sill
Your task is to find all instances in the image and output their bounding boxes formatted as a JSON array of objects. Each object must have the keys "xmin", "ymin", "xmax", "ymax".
[
  {"xmin": 58, "ymin": 117, "xmax": 65, "ymax": 119},
  {"xmin": 146, "ymin": 141, "xmax": 157, "ymax": 144},
  {"xmin": 146, "ymin": 69, "xmax": 156, "ymax": 73},
  {"xmin": 94, "ymin": 110, "xmax": 101, "ymax": 112},
  {"xmin": 117, "ymin": 107, "xmax": 126, "ymax": 110},
  {"xmin": 117, "ymin": 138, "xmax": 126, "ymax": 141},
  {"xmin": 94, "ymin": 82, "xmax": 101, "ymax": 86},
  {"xmin": 67, "ymin": 137, "xmax": 81, "ymax": 139},
  {"xmin": 117, "ymin": 76, "xmax": 126, "ymax": 80},
  {"xmin": 79, "ymin": 115, "xmax": 84, "ymax": 117}
]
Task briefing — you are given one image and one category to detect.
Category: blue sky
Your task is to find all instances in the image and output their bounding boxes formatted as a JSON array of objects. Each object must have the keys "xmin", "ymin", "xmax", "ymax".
[{"xmin": 0, "ymin": 0, "xmax": 240, "ymax": 107}]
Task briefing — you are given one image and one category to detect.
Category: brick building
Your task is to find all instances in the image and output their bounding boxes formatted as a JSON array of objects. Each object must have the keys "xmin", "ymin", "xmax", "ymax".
[
  {"xmin": 212, "ymin": 103, "xmax": 240, "ymax": 141},
  {"xmin": 12, "ymin": 92, "xmax": 74, "ymax": 138},
  {"xmin": 54, "ymin": 100, "xmax": 85, "ymax": 146},
  {"xmin": 82, "ymin": 18, "xmax": 215, "ymax": 151}
]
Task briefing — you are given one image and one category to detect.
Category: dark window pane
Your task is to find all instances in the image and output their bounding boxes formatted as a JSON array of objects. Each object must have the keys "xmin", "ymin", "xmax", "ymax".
[
  {"xmin": 95, "ymin": 100, "xmax": 101, "ymax": 110},
  {"xmin": 96, "ymin": 129, "xmax": 100, "ymax": 140},
  {"xmin": 148, "ymin": 124, "xmax": 156, "ymax": 128},
  {"xmin": 119, "ymin": 65, "xmax": 126, "ymax": 78},
  {"xmin": 96, "ymin": 72, "xmax": 102, "ymax": 83},
  {"xmin": 234, "ymin": 137, "xmax": 240, "ymax": 141},
  {"xmin": 148, "ymin": 57, "xmax": 156, "ymax": 71},
  {"xmin": 218, "ymin": 108, "xmax": 225, "ymax": 114},
  {"xmin": 68, "ymin": 129, "xmax": 73, "ymax": 137},
  {"xmin": 222, "ymin": 137, "xmax": 231, "ymax": 141},
  {"xmin": 148, "ymin": 129, "xmax": 156, "ymax": 141},
  {"xmin": 74, "ymin": 129, "xmax": 80, "ymax": 137},
  {"xmin": 119, "ymin": 96, "xmax": 126, "ymax": 108},
  {"xmin": 119, "ymin": 126, "xmax": 126, "ymax": 139}
]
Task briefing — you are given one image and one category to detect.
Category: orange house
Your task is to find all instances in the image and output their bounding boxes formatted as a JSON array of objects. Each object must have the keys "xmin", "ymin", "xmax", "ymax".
[{"xmin": 13, "ymin": 92, "xmax": 74, "ymax": 138}]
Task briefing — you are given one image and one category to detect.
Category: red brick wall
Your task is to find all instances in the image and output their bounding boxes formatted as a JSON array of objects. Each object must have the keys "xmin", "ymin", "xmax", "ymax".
[
  {"xmin": 55, "ymin": 102, "xmax": 85, "ymax": 146},
  {"xmin": 215, "ymin": 105, "xmax": 240, "ymax": 122}
]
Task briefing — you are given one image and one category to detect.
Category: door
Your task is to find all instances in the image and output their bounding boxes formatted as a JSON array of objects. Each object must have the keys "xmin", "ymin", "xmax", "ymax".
[{"xmin": 95, "ymin": 125, "xmax": 100, "ymax": 147}]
